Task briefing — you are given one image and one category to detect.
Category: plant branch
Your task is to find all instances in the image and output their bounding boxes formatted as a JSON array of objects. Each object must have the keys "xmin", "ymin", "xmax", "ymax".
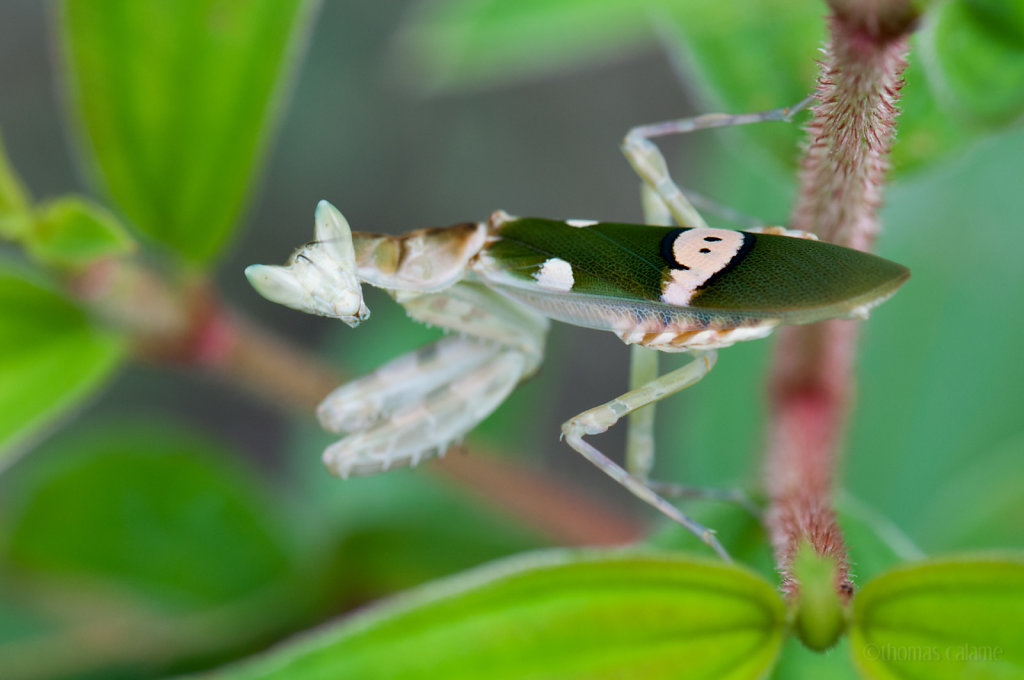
[
  {"xmin": 72, "ymin": 259, "xmax": 645, "ymax": 547},
  {"xmin": 765, "ymin": 0, "xmax": 917, "ymax": 599}
]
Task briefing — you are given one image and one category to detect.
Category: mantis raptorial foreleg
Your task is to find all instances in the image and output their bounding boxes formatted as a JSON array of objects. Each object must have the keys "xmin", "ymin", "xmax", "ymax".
[
  {"xmin": 561, "ymin": 350, "xmax": 730, "ymax": 560},
  {"xmin": 319, "ymin": 282, "xmax": 547, "ymax": 478},
  {"xmin": 321, "ymin": 337, "xmax": 526, "ymax": 477},
  {"xmin": 318, "ymin": 335, "xmax": 508, "ymax": 434}
]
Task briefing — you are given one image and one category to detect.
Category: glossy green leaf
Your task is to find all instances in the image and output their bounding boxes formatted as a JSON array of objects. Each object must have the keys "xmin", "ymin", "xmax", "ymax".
[
  {"xmin": 919, "ymin": 0, "xmax": 1024, "ymax": 127},
  {"xmin": 211, "ymin": 551, "xmax": 785, "ymax": 680},
  {"xmin": 0, "ymin": 130, "xmax": 32, "ymax": 241},
  {"xmin": 0, "ymin": 266, "xmax": 124, "ymax": 461},
  {"xmin": 392, "ymin": 0, "xmax": 654, "ymax": 92},
  {"xmin": 59, "ymin": 0, "xmax": 318, "ymax": 262},
  {"xmin": 27, "ymin": 196, "xmax": 134, "ymax": 269},
  {"xmin": 851, "ymin": 555, "xmax": 1024, "ymax": 679}
]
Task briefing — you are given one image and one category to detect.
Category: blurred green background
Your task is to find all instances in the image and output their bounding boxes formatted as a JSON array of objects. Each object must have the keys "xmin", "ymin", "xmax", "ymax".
[{"xmin": 0, "ymin": 0, "xmax": 1021, "ymax": 678}]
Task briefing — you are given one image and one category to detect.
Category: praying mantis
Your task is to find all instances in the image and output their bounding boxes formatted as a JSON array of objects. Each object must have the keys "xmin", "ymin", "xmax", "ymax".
[{"xmin": 246, "ymin": 98, "xmax": 909, "ymax": 560}]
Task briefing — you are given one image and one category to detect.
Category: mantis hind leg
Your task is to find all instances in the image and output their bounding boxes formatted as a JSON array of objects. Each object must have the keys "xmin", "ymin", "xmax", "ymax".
[
  {"xmin": 621, "ymin": 97, "xmax": 814, "ymax": 229},
  {"xmin": 624, "ymin": 174, "xmax": 766, "ymax": 523},
  {"xmin": 560, "ymin": 350, "xmax": 733, "ymax": 560}
]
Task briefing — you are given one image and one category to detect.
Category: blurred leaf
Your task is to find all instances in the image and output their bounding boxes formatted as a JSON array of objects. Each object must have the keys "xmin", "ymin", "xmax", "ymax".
[
  {"xmin": 208, "ymin": 551, "xmax": 785, "ymax": 680},
  {"xmin": 649, "ymin": 0, "xmax": 1023, "ymax": 175},
  {"xmin": 0, "ymin": 421, "xmax": 329, "ymax": 679},
  {"xmin": 657, "ymin": 0, "xmax": 824, "ymax": 166},
  {"xmin": 0, "ymin": 130, "xmax": 33, "ymax": 241},
  {"xmin": 289, "ymin": 449, "xmax": 545, "ymax": 599},
  {"xmin": 838, "ymin": 494, "xmax": 924, "ymax": 585},
  {"xmin": 919, "ymin": 0, "xmax": 1024, "ymax": 127},
  {"xmin": 961, "ymin": 0, "xmax": 1024, "ymax": 43},
  {"xmin": 0, "ymin": 265, "xmax": 124, "ymax": 462},
  {"xmin": 26, "ymin": 197, "xmax": 134, "ymax": 269},
  {"xmin": 0, "ymin": 593, "xmax": 54, "ymax": 646},
  {"xmin": 851, "ymin": 554, "xmax": 1024, "ymax": 679},
  {"xmin": 395, "ymin": 0, "xmax": 1022, "ymax": 179},
  {"xmin": 58, "ymin": 0, "xmax": 319, "ymax": 262},
  {"xmin": 771, "ymin": 637, "xmax": 861, "ymax": 680},
  {"xmin": 848, "ymin": 124, "xmax": 1024, "ymax": 544},
  {"xmin": 646, "ymin": 498, "xmax": 775, "ymax": 579},
  {"xmin": 913, "ymin": 431, "xmax": 1024, "ymax": 552},
  {"xmin": 887, "ymin": 49, "xmax": 977, "ymax": 173},
  {"xmin": 0, "ymin": 422, "xmax": 298, "ymax": 610},
  {"xmin": 393, "ymin": 0, "xmax": 655, "ymax": 92}
]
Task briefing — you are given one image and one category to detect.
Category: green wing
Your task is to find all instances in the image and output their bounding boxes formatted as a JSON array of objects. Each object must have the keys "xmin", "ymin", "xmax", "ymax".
[
  {"xmin": 486, "ymin": 218, "xmax": 672, "ymax": 302},
  {"xmin": 487, "ymin": 217, "xmax": 909, "ymax": 325}
]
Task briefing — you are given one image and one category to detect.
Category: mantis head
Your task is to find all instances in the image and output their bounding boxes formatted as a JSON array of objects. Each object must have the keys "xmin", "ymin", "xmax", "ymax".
[{"xmin": 245, "ymin": 200, "xmax": 370, "ymax": 327}]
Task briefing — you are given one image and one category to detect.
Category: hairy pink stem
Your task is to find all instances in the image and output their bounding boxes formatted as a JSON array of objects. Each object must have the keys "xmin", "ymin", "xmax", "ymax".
[{"xmin": 765, "ymin": 2, "xmax": 915, "ymax": 598}]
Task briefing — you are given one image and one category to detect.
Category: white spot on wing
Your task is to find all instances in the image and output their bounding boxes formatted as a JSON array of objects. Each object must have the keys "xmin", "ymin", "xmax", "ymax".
[
  {"xmin": 661, "ymin": 228, "xmax": 746, "ymax": 306},
  {"xmin": 565, "ymin": 218, "xmax": 598, "ymax": 228},
  {"xmin": 533, "ymin": 257, "xmax": 574, "ymax": 292}
]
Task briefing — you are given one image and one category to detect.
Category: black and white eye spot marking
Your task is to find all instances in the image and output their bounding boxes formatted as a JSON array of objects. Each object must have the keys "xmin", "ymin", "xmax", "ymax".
[
  {"xmin": 533, "ymin": 257, "xmax": 575, "ymax": 292},
  {"xmin": 659, "ymin": 228, "xmax": 748, "ymax": 305}
]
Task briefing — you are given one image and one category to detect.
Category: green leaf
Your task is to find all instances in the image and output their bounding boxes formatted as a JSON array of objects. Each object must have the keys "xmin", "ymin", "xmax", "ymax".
[
  {"xmin": 919, "ymin": 0, "xmax": 1024, "ymax": 127},
  {"xmin": 655, "ymin": 0, "xmax": 1019, "ymax": 175},
  {"xmin": 0, "ymin": 265, "xmax": 124, "ymax": 461},
  {"xmin": 887, "ymin": 48, "xmax": 976, "ymax": 174},
  {"xmin": 913, "ymin": 432, "xmax": 1024, "ymax": 552},
  {"xmin": 0, "ymin": 130, "xmax": 33, "ymax": 241},
  {"xmin": 0, "ymin": 422, "xmax": 298, "ymax": 610},
  {"xmin": 392, "ymin": 0, "xmax": 655, "ymax": 92},
  {"xmin": 0, "ymin": 422, "xmax": 330, "ymax": 678},
  {"xmin": 657, "ymin": 0, "xmax": 825, "ymax": 166},
  {"xmin": 838, "ymin": 494, "xmax": 924, "ymax": 585},
  {"xmin": 58, "ymin": 0, "xmax": 319, "ymax": 262},
  {"xmin": 288, "ymin": 428, "xmax": 545, "ymax": 599},
  {"xmin": 210, "ymin": 551, "xmax": 785, "ymax": 680},
  {"xmin": 962, "ymin": 0, "xmax": 1024, "ymax": 43},
  {"xmin": 848, "ymin": 125, "xmax": 1024, "ymax": 545},
  {"xmin": 851, "ymin": 555, "xmax": 1024, "ymax": 679},
  {"xmin": 771, "ymin": 637, "xmax": 862, "ymax": 680},
  {"xmin": 26, "ymin": 196, "xmax": 134, "ymax": 269}
]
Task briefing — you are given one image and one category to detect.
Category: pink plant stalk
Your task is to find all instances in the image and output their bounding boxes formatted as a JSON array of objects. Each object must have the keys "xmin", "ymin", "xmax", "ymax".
[{"xmin": 765, "ymin": 0, "xmax": 918, "ymax": 598}]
